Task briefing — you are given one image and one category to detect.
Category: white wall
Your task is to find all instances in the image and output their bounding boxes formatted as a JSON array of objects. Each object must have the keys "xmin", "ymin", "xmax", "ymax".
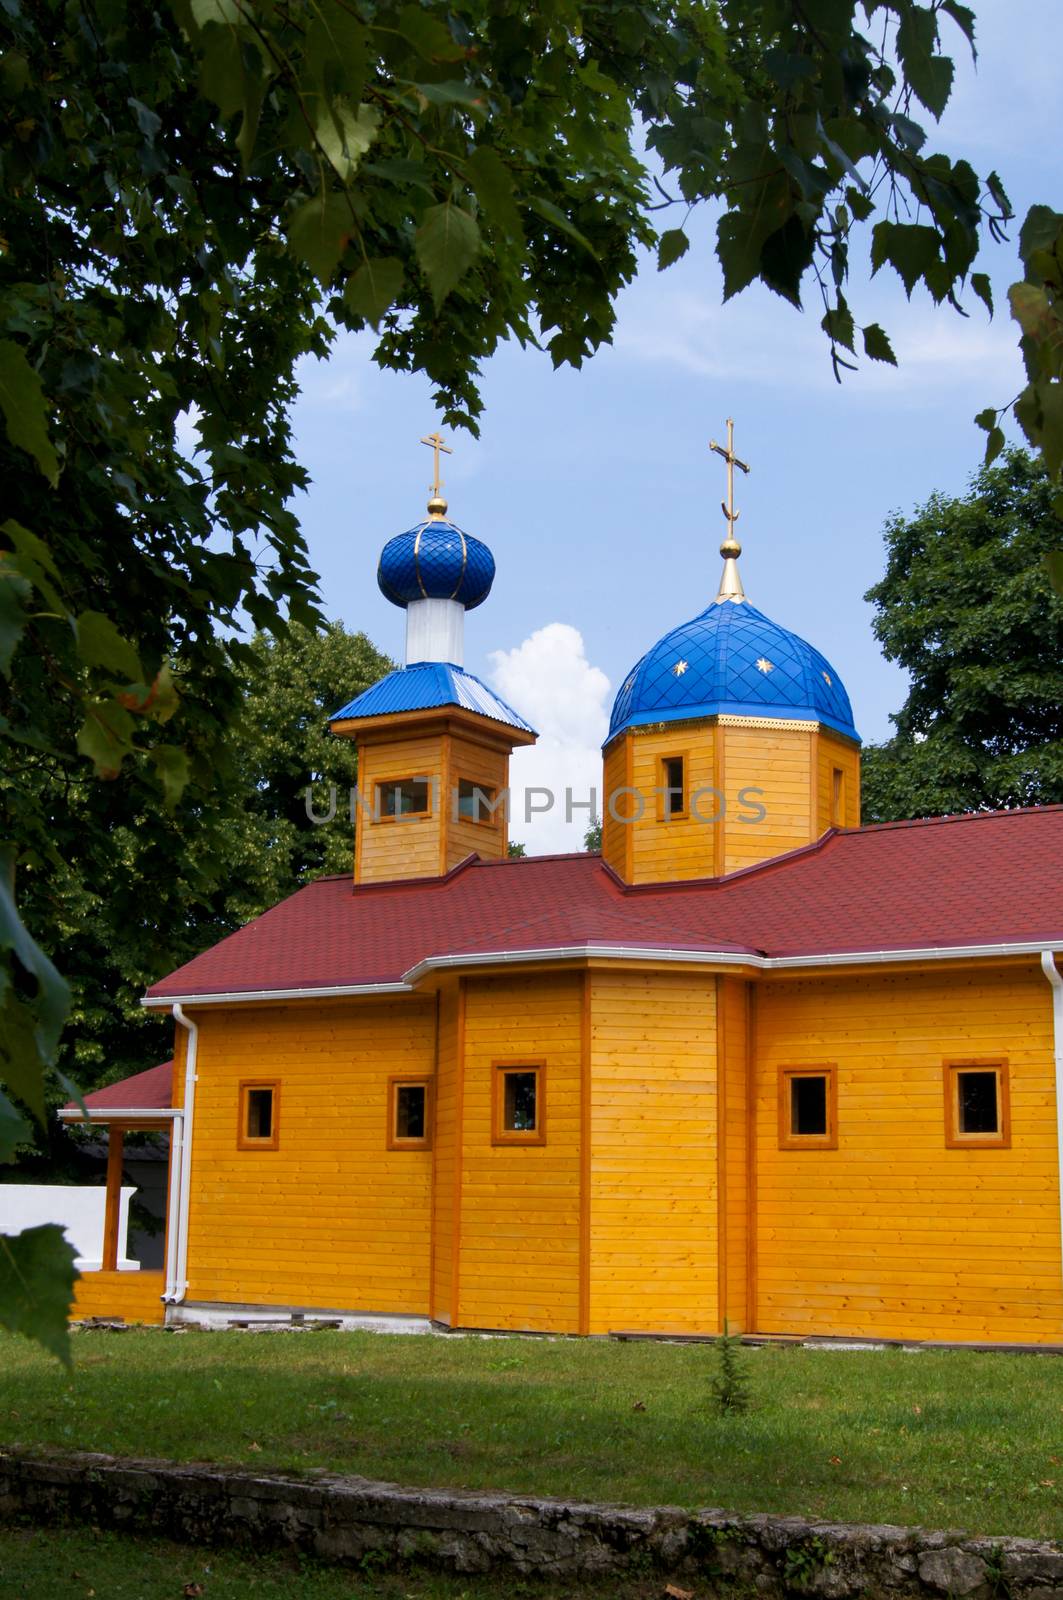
[{"xmin": 0, "ymin": 1184, "xmax": 139, "ymax": 1271}]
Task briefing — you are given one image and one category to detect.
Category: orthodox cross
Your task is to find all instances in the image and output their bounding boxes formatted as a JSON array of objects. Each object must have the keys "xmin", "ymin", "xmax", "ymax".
[
  {"xmin": 709, "ymin": 418, "xmax": 750, "ymax": 532},
  {"xmin": 420, "ymin": 430, "xmax": 453, "ymax": 501}
]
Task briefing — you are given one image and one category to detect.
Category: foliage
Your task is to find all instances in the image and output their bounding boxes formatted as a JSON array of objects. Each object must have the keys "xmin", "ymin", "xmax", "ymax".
[
  {"xmin": 506, "ymin": 840, "xmax": 527, "ymax": 859},
  {"xmin": 5, "ymin": 1331, "xmax": 1063, "ymax": 1537},
  {"xmin": 583, "ymin": 816, "xmax": 603, "ymax": 853},
  {"xmin": 710, "ymin": 1321, "xmax": 752, "ymax": 1416},
  {"xmin": 9, "ymin": 622, "xmax": 390, "ymax": 1177},
  {"xmin": 0, "ymin": 1225, "xmax": 78, "ymax": 1366},
  {"xmin": 862, "ymin": 452, "xmax": 1063, "ymax": 822},
  {"xmin": 1, "ymin": 0, "xmax": 1061, "ymax": 1352}
]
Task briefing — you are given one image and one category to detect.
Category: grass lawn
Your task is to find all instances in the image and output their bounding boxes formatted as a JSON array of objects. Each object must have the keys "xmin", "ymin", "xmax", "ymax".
[
  {"xmin": 0, "ymin": 1524, "xmax": 663, "ymax": 1600},
  {"xmin": 1, "ymin": 1329, "xmax": 1063, "ymax": 1540}
]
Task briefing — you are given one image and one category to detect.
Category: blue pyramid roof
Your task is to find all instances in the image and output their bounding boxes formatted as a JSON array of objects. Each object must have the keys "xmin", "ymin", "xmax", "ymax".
[
  {"xmin": 331, "ymin": 662, "xmax": 535, "ymax": 735},
  {"xmin": 607, "ymin": 600, "xmax": 859, "ymax": 745}
]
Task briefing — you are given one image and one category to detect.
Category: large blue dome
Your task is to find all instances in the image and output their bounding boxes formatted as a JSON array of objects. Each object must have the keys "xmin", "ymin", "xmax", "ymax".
[
  {"xmin": 607, "ymin": 601, "xmax": 859, "ymax": 744},
  {"xmin": 378, "ymin": 519, "xmax": 495, "ymax": 610}
]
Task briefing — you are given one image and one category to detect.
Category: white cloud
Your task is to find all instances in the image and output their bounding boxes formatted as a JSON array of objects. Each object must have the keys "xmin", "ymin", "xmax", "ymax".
[{"xmin": 488, "ymin": 623, "xmax": 611, "ymax": 856}]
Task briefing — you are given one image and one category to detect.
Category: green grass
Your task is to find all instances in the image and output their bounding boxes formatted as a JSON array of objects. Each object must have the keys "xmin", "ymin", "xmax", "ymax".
[
  {"xmin": 0, "ymin": 1525, "xmax": 663, "ymax": 1600},
  {"xmin": 1, "ymin": 1329, "xmax": 1063, "ymax": 1539}
]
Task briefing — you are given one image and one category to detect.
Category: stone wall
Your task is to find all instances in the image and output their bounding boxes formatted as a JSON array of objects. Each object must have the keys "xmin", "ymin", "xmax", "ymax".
[{"xmin": 2, "ymin": 1450, "xmax": 1063, "ymax": 1597}]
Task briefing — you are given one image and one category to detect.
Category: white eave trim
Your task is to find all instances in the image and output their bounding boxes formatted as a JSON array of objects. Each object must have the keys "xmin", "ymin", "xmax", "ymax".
[
  {"xmin": 57, "ymin": 1107, "xmax": 180, "ymax": 1121},
  {"xmin": 140, "ymin": 939, "xmax": 1063, "ymax": 1008}
]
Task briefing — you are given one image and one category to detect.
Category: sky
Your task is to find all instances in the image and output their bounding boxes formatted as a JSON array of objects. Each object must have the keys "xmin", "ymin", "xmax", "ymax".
[{"xmin": 288, "ymin": 1, "xmax": 1060, "ymax": 853}]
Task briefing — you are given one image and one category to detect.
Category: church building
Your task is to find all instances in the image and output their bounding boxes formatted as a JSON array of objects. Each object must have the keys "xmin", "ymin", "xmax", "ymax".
[{"xmin": 65, "ymin": 427, "xmax": 1063, "ymax": 1345}]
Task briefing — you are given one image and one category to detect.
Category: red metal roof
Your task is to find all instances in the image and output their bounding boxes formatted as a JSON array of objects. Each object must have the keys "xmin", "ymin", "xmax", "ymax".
[
  {"xmin": 63, "ymin": 1059, "xmax": 174, "ymax": 1115},
  {"xmin": 142, "ymin": 807, "xmax": 1063, "ymax": 1002}
]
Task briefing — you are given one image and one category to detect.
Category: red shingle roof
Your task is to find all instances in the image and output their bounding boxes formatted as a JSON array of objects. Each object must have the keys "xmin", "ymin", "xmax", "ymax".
[
  {"xmin": 62, "ymin": 1060, "xmax": 174, "ymax": 1115},
  {"xmin": 143, "ymin": 807, "xmax": 1063, "ymax": 1002}
]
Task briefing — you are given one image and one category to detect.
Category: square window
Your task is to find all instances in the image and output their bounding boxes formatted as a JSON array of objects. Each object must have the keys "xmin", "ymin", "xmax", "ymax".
[
  {"xmin": 238, "ymin": 1082, "xmax": 279, "ymax": 1150},
  {"xmin": 661, "ymin": 756, "xmax": 686, "ymax": 819},
  {"xmin": 457, "ymin": 778, "xmax": 498, "ymax": 824},
  {"xmin": 387, "ymin": 1077, "xmax": 431, "ymax": 1150},
  {"xmin": 945, "ymin": 1062, "xmax": 1010, "ymax": 1148},
  {"xmin": 493, "ymin": 1064, "xmax": 546, "ymax": 1145},
  {"xmin": 778, "ymin": 1067, "xmax": 837, "ymax": 1149},
  {"xmin": 377, "ymin": 778, "xmax": 430, "ymax": 819}
]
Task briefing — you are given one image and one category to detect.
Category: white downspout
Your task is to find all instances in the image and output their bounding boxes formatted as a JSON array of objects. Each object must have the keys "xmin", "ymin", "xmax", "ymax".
[
  {"xmin": 1041, "ymin": 952, "xmax": 1063, "ymax": 1287},
  {"xmin": 162, "ymin": 1110, "xmax": 183, "ymax": 1302},
  {"xmin": 167, "ymin": 1003, "xmax": 199, "ymax": 1305}
]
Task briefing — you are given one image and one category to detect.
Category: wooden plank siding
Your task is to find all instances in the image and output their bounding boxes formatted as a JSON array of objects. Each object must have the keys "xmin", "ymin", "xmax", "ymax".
[
  {"xmin": 72, "ymin": 1270, "xmax": 166, "ymax": 1324},
  {"xmin": 430, "ymin": 982, "xmax": 460, "ymax": 1323},
  {"xmin": 754, "ymin": 967, "xmax": 1063, "ymax": 1343},
  {"xmin": 445, "ymin": 733, "xmax": 510, "ymax": 868},
  {"xmin": 457, "ymin": 973, "xmax": 582, "ymax": 1331},
  {"xmin": 817, "ymin": 730, "xmax": 862, "ymax": 833},
  {"xmin": 627, "ymin": 726, "xmax": 718, "ymax": 883},
  {"xmin": 356, "ymin": 732, "xmax": 446, "ymax": 883},
  {"xmin": 720, "ymin": 725, "xmax": 815, "ymax": 874},
  {"xmin": 588, "ymin": 969, "xmax": 719, "ymax": 1334},
  {"xmin": 183, "ymin": 999, "xmax": 436, "ymax": 1313},
  {"xmin": 719, "ymin": 975, "xmax": 750, "ymax": 1331}
]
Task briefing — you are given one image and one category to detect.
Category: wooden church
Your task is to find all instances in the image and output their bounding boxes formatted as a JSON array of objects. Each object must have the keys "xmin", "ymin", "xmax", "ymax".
[{"xmin": 66, "ymin": 428, "xmax": 1063, "ymax": 1345}]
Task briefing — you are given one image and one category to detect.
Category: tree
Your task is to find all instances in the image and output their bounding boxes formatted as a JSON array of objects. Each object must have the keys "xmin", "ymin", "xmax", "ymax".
[
  {"xmin": 3, "ymin": 0, "xmax": 1063, "ymax": 1354},
  {"xmin": 10, "ymin": 622, "xmax": 390, "ymax": 1176},
  {"xmin": 583, "ymin": 817, "xmax": 603, "ymax": 853},
  {"xmin": 862, "ymin": 451, "xmax": 1063, "ymax": 823}
]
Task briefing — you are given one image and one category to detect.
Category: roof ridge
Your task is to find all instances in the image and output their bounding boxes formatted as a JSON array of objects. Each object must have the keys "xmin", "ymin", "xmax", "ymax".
[{"xmin": 846, "ymin": 804, "xmax": 1063, "ymax": 835}]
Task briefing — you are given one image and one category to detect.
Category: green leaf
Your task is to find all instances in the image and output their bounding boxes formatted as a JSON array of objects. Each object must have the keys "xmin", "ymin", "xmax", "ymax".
[
  {"xmin": 0, "ymin": 341, "xmax": 59, "ymax": 486},
  {"xmin": 151, "ymin": 744, "xmax": 191, "ymax": 811},
  {"xmin": 344, "ymin": 258, "xmax": 405, "ymax": 327},
  {"xmin": 862, "ymin": 323, "xmax": 897, "ymax": 365},
  {"xmin": 870, "ymin": 221, "xmax": 941, "ymax": 297},
  {"xmin": 74, "ymin": 611, "xmax": 143, "ymax": 682},
  {"xmin": 822, "ymin": 298, "xmax": 855, "ymax": 354},
  {"xmin": 415, "ymin": 203, "xmax": 481, "ymax": 307},
  {"xmin": 0, "ymin": 1224, "xmax": 78, "ymax": 1366},
  {"xmin": 657, "ymin": 228, "xmax": 690, "ymax": 270},
  {"xmin": 1, "ymin": 520, "xmax": 66, "ymax": 613},
  {"xmin": 287, "ymin": 194, "xmax": 356, "ymax": 283},
  {"xmin": 0, "ymin": 563, "xmax": 30, "ymax": 677},
  {"xmin": 395, "ymin": 4, "xmax": 464, "ymax": 62},
  {"xmin": 0, "ymin": 1088, "xmax": 30, "ymax": 1165},
  {"xmin": 0, "ymin": 989, "xmax": 46, "ymax": 1120},
  {"xmin": 315, "ymin": 101, "xmax": 380, "ymax": 181},
  {"xmin": 1043, "ymin": 551, "xmax": 1063, "ymax": 599},
  {"xmin": 466, "ymin": 148, "xmax": 523, "ymax": 243},
  {"xmin": 76, "ymin": 698, "xmax": 136, "ymax": 779},
  {"xmin": 0, "ymin": 847, "xmax": 69, "ymax": 1068},
  {"xmin": 896, "ymin": 4, "xmax": 954, "ymax": 119},
  {"xmin": 525, "ymin": 196, "xmax": 597, "ymax": 259},
  {"xmin": 941, "ymin": 0, "xmax": 977, "ymax": 53},
  {"xmin": 191, "ymin": 0, "xmax": 243, "ymax": 22},
  {"xmin": 971, "ymin": 272, "xmax": 993, "ymax": 317},
  {"xmin": 404, "ymin": 79, "xmax": 485, "ymax": 109}
]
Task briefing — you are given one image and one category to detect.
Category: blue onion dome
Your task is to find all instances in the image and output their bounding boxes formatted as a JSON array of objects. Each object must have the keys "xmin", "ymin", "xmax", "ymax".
[
  {"xmin": 607, "ymin": 600, "xmax": 859, "ymax": 744},
  {"xmin": 377, "ymin": 499, "xmax": 495, "ymax": 611}
]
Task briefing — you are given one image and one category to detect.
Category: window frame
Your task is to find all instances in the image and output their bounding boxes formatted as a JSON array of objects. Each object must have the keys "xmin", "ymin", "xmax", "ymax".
[
  {"xmin": 943, "ymin": 1059, "xmax": 1011, "ymax": 1149},
  {"xmin": 778, "ymin": 1065, "xmax": 838, "ymax": 1150},
  {"xmin": 830, "ymin": 766, "xmax": 845, "ymax": 828},
  {"xmin": 454, "ymin": 775, "xmax": 500, "ymax": 828},
  {"xmin": 374, "ymin": 774, "xmax": 433, "ymax": 824},
  {"xmin": 237, "ymin": 1080, "xmax": 280, "ymax": 1152},
  {"xmin": 491, "ymin": 1061, "xmax": 547, "ymax": 1146},
  {"xmin": 657, "ymin": 752, "xmax": 689, "ymax": 822},
  {"xmin": 386, "ymin": 1074, "xmax": 433, "ymax": 1151}
]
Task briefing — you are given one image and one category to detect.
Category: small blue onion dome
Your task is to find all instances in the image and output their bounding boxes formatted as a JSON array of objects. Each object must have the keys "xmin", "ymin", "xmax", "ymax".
[
  {"xmin": 607, "ymin": 600, "xmax": 859, "ymax": 745},
  {"xmin": 377, "ymin": 517, "xmax": 495, "ymax": 611}
]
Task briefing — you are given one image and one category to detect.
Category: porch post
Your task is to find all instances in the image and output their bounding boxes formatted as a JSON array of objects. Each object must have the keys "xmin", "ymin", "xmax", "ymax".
[{"xmin": 102, "ymin": 1126, "xmax": 125, "ymax": 1272}]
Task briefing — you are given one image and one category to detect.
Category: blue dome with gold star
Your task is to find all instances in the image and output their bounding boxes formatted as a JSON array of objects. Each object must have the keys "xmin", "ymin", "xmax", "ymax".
[
  {"xmin": 607, "ymin": 600, "xmax": 859, "ymax": 744},
  {"xmin": 377, "ymin": 518, "xmax": 495, "ymax": 611}
]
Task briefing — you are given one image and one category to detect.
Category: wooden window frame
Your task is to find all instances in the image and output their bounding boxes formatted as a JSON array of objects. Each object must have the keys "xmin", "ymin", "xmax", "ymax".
[
  {"xmin": 778, "ymin": 1065, "xmax": 838, "ymax": 1150},
  {"xmin": 491, "ymin": 1061, "xmax": 547, "ymax": 1146},
  {"xmin": 454, "ymin": 775, "xmax": 500, "ymax": 829},
  {"xmin": 657, "ymin": 752, "xmax": 689, "ymax": 822},
  {"xmin": 373, "ymin": 775, "xmax": 433, "ymax": 824},
  {"xmin": 944, "ymin": 1059, "xmax": 1011, "ymax": 1149},
  {"xmin": 386, "ymin": 1075, "xmax": 433, "ymax": 1151},
  {"xmin": 237, "ymin": 1080, "xmax": 280, "ymax": 1151},
  {"xmin": 830, "ymin": 766, "xmax": 845, "ymax": 828}
]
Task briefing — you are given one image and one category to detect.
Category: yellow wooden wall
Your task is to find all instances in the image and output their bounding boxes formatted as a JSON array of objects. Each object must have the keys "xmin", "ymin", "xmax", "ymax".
[
  {"xmin": 718, "ymin": 975, "xmax": 750, "ymax": 1331},
  {"xmin": 182, "ymin": 998, "xmax": 436, "ymax": 1313},
  {"xmin": 719, "ymin": 722, "xmax": 814, "ymax": 874},
  {"xmin": 816, "ymin": 729, "xmax": 862, "ymax": 833},
  {"xmin": 356, "ymin": 731, "xmax": 445, "ymax": 883},
  {"xmin": 601, "ymin": 737, "xmax": 629, "ymax": 876},
  {"xmin": 456, "ymin": 972, "xmax": 582, "ymax": 1331},
  {"xmin": 444, "ymin": 733, "xmax": 509, "ymax": 869},
  {"xmin": 587, "ymin": 969, "xmax": 718, "ymax": 1334},
  {"xmin": 626, "ymin": 726, "xmax": 718, "ymax": 882},
  {"xmin": 430, "ymin": 983, "xmax": 460, "ymax": 1323},
  {"xmin": 754, "ymin": 965, "xmax": 1062, "ymax": 1343},
  {"xmin": 72, "ymin": 1270, "xmax": 166, "ymax": 1324}
]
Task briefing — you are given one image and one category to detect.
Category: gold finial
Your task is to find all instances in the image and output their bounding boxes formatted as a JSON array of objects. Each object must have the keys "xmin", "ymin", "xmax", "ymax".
[
  {"xmin": 708, "ymin": 418, "xmax": 751, "ymax": 603},
  {"xmin": 421, "ymin": 429, "xmax": 453, "ymax": 519}
]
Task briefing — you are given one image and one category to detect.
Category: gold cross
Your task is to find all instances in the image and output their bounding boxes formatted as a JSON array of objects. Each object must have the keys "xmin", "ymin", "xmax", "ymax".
[
  {"xmin": 709, "ymin": 418, "xmax": 750, "ymax": 531},
  {"xmin": 420, "ymin": 430, "xmax": 453, "ymax": 500}
]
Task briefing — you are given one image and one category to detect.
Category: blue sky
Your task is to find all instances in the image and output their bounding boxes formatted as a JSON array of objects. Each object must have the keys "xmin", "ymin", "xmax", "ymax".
[{"xmin": 288, "ymin": 2, "xmax": 1060, "ymax": 851}]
